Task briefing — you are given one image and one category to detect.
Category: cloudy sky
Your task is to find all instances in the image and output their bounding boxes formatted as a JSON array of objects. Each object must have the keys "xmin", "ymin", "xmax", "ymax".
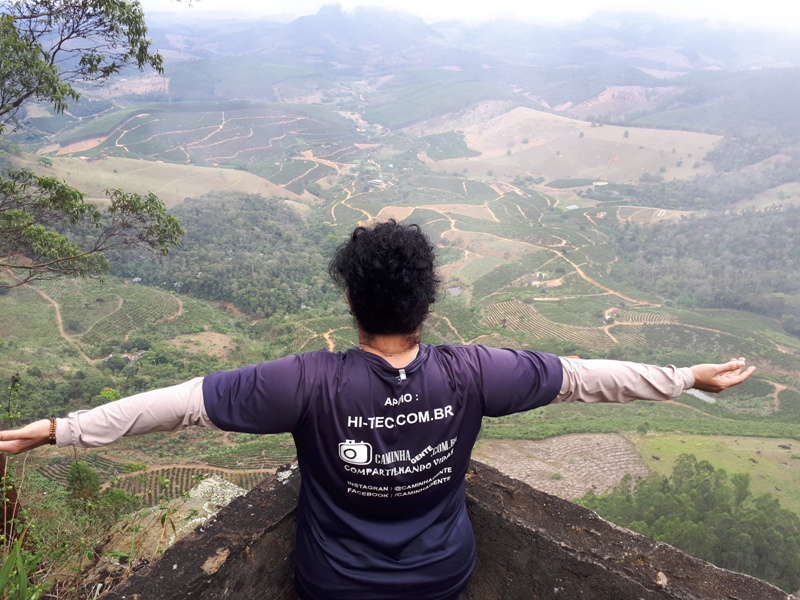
[{"xmin": 140, "ymin": 0, "xmax": 800, "ymax": 32}]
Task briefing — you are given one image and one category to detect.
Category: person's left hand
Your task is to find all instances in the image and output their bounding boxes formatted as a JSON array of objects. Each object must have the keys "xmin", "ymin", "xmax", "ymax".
[
  {"xmin": 0, "ymin": 419, "xmax": 51, "ymax": 455},
  {"xmin": 691, "ymin": 358, "xmax": 755, "ymax": 393}
]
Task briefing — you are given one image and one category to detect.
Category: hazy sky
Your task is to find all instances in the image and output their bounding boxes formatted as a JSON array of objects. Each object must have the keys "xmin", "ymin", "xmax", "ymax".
[{"xmin": 140, "ymin": 0, "xmax": 800, "ymax": 32}]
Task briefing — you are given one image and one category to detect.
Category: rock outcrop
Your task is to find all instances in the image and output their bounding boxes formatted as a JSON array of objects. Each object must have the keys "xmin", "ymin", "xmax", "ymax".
[{"xmin": 102, "ymin": 462, "xmax": 798, "ymax": 600}]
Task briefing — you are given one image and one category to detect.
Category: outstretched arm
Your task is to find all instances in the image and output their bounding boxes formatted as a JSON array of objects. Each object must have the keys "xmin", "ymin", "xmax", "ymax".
[
  {"xmin": 556, "ymin": 357, "xmax": 754, "ymax": 404},
  {"xmin": 0, "ymin": 377, "xmax": 215, "ymax": 455}
]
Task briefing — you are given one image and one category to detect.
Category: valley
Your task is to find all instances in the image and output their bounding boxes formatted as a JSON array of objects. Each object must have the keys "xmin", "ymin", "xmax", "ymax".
[{"xmin": 3, "ymin": 4, "xmax": 800, "ymax": 593}]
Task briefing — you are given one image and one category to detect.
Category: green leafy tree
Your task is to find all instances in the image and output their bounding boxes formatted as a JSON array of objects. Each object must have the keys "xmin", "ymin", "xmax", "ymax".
[
  {"xmin": 0, "ymin": 172, "xmax": 184, "ymax": 288},
  {"xmin": 0, "ymin": 1, "xmax": 182, "ymax": 289},
  {"xmin": 98, "ymin": 387, "xmax": 123, "ymax": 401},
  {"xmin": 1, "ymin": 0, "xmax": 162, "ymax": 131},
  {"xmin": 579, "ymin": 454, "xmax": 800, "ymax": 592},
  {"xmin": 66, "ymin": 460, "xmax": 101, "ymax": 503}
]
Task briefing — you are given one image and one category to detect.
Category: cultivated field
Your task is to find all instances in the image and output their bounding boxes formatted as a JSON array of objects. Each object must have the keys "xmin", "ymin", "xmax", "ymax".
[
  {"xmin": 7, "ymin": 72, "xmax": 800, "ymax": 530},
  {"xmin": 472, "ymin": 434, "xmax": 649, "ymax": 500},
  {"xmin": 474, "ymin": 432, "xmax": 800, "ymax": 517},
  {"xmin": 483, "ymin": 299, "xmax": 615, "ymax": 349}
]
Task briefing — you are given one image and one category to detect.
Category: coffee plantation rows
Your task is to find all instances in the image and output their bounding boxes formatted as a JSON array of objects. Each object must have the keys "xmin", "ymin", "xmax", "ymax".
[
  {"xmin": 113, "ymin": 466, "xmax": 273, "ymax": 500},
  {"xmin": 483, "ymin": 299, "xmax": 614, "ymax": 350},
  {"xmin": 37, "ymin": 454, "xmax": 124, "ymax": 485}
]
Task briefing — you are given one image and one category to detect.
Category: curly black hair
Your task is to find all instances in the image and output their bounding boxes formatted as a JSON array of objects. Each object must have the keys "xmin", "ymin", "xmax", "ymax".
[{"xmin": 329, "ymin": 220, "xmax": 439, "ymax": 336}]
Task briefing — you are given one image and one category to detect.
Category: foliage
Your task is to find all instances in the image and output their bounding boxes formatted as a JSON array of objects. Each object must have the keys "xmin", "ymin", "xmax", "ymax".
[
  {"xmin": 0, "ymin": 1, "xmax": 179, "ymax": 292},
  {"xmin": 66, "ymin": 460, "xmax": 101, "ymax": 503},
  {"xmin": 705, "ymin": 135, "xmax": 791, "ymax": 172},
  {"xmin": 0, "ymin": 538, "xmax": 46, "ymax": 599},
  {"xmin": 0, "ymin": 169, "xmax": 184, "ymax": 289},
  {"xmin": 112, "ymin": 192, "xmax": 338, "ymax": 317},
  {"xmin": 630, "ymin": 68, "xmax": 800, "ymax": 140},
  {"xmin": 0, "ymin": 13, "xmax": 77, "ymax": 134},
  {"xmin": 596, "ymin": 153, "xmax": 800, "ymax": 211},
  {"xmin": 545, "ymin": 178, "xmax": 595, "ymax": 188},
  {"xmin": 578, "ymin": 454, "xmax": 800, "ymax": 592},
  {"xmin": 607, "ymin": 206, "xmax": 800, "ymax": 327},
  {"xmin": 1, "ymin": 0, "xmax": 161, "ymax": 132}
]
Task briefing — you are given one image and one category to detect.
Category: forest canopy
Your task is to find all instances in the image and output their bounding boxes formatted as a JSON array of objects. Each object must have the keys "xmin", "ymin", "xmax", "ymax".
[
  {"xmin": 578, "ymin": 454, "xmax": 800, "ymax": 592},
  {"xmin": 608, "ymin": 205, "xmax": 800, "ymax": 335},
  {"xmin": 112, "ymin": 192, "xmax": 340, "ymax": 317}
]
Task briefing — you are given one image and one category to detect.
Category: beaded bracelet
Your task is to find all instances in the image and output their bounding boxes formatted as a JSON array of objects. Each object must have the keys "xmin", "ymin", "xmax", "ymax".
[{"xmin": 48, "ymin": 417, "xmax": 56, "ymax": 445}]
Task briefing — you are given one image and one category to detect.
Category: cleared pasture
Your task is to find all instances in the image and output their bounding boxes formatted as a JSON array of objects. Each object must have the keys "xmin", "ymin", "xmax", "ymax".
[
  {"xmin": 22, "ymin": 154, "xmax": 294, "ymax": 206},
  {"xmin": 170, "ymin": 332, "xmax": 236, "ymax": 360},
  {"xmin": 636, "ymin": 433, "xmax": 800, "ymax": 516},
  {"xmin": 428, "ymin": 105, "xmax": 722, "ymax": 183},
  {"xmin": 0, "ymin": 285, "xmax": 63, "ymax": 344}
]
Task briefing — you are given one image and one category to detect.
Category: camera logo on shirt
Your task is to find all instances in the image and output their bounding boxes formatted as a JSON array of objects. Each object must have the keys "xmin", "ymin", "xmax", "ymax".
[{"xmin": 339, "ymin": 440, "xmax": 373, "ymax": 465}]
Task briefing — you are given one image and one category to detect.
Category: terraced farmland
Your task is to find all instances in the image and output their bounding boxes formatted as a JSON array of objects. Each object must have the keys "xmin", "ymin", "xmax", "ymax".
[
  {"xmin": 607, "ymin": 325, "xmax": 647, "ymax": 347},
  {"xmin": 37, "ymin": 454, "xmax": 124, "ymax": 485},
  {"xmin": 78, "ymin": 285, "xmax": 181, "ymax": 345},
  {"xmin": 203, "ymin": 434, "xmax": 296, "ymax": 470},
  {"xmin": 618, "ymin": 309, "xmax": 677, "ymax": 324},
  {"xmin": 484, "ymin": 299, "xmax": 614, "ymax": 350},
  {"xmin": 61, "ymin": 105, "xmax": 365, "ymax": 173},
  {"xmin": 114, "ymin": 467, "xmax": 272, "ymax": 500}
]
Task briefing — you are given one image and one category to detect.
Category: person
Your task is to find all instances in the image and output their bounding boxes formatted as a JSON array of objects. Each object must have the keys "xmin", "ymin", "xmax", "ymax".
[{"xmin": 0, "ymin": 220, "xmax": 754, "ymax": 600}]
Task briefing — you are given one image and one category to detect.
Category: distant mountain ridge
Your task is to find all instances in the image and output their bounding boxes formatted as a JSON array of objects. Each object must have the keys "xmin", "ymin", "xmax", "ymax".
[
  {"xmin": 147, "ymin": 5, "xmax": 800, "ymax": 72},
  {"xmin": 139, "ymin": 5, "xmax": 800, "ymax": 136}
]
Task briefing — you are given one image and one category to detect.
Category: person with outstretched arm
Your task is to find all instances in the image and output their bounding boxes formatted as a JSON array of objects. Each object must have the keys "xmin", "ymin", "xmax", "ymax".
[{"xmin": 0, "ymin": 220, "xmax": 754, "ymax": 600}]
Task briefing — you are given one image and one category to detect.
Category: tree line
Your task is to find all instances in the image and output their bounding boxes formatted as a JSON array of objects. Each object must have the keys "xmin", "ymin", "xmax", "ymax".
[
  {"xmin": 111, "ymin": 192, "xmax": 340, "ymax": 318},
  {"xmin": 579, "ymin": 454, "xmax": 800, "ymax": 593},
  {"xmin": 607, "ymin": 205, "xmax": 800, "ymax": 335}
]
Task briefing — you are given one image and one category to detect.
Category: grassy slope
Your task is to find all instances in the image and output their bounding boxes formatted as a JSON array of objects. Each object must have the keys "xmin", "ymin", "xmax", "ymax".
[
  {"xmin": 634, "ymin": 433, "xmax": 800, "ymax": 515},
  {"xmin": 16, "ymin": 154, "xmax": 297, "ymax": 206},
  {"xmin": 414, "ymin": 105, "xmax": 722, "ymax": 183}
]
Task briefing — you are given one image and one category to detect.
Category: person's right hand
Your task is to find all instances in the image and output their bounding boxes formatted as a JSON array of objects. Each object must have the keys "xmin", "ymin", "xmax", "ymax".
[
  {"xmin": 0, "ymin": 419, "xmax": 52, "ymax": 454},
  {"xmin": 691, "ymin": 358, "xmax": 755, "ymax": 393}
]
